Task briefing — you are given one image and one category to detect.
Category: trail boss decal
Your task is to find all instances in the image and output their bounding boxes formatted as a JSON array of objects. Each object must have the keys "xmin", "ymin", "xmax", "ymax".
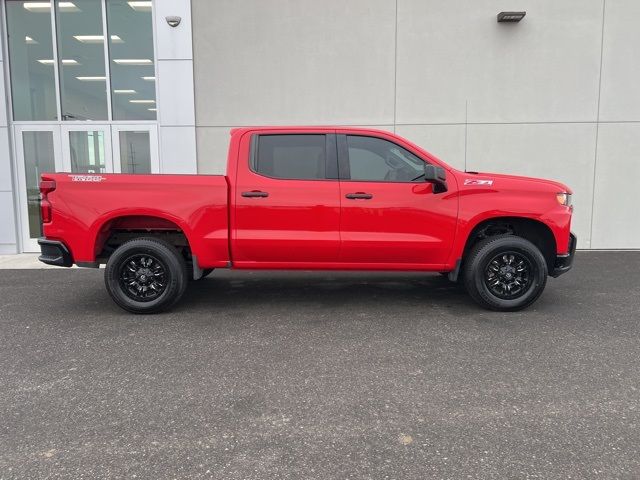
[
  {"xmin": 464, "ymin": 179, "xmax": 494, "ymax": 186},
  {"xmin": 69, "ymin": 175, "xmax": 106, "ymax": 182}
]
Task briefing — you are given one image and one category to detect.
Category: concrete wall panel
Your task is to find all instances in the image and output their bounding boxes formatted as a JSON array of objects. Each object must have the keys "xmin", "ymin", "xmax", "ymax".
[
  {"xmin": 196, "ymin": 126, "xmax": 231, "ymax": 174},
  {"xmin": 154, "ymin": 0, "xmax": 197, "ymax": 179},
  {"xmin": 0, "ymin": 127, "xmax": 11, "ymax": 191},
  {"xmin": 599, "ymin": 0, "xmax": 640, "ymax": 121},
  {"xmin": 191, "ymin": 0, "xmax": 396, "ymax": 126},
  {"xmin": 0, "ymin": 244, "xmax": 18, "ymax": 255},
  {"xmin": 159, "ymin": 126, "xmax": 197, "ymax": 174},
  {"xmin": 0, "ymin": 191, "xmax": 17, "ymax": 246},
  {"xmin": 154, "ymin": 0, "xmax": 193, "ymax": 60},
  {"xmin": 0, "ymin": 63, "xmax": 6, "ymax": 127},
  {"xmin": 466, "ymin": 123, "xmax": 597, "ymax": 248},
  {"xmin": 591, "ymin": 123, "xmax": 640, "ymax": 248},
  {"xmin": 157, "ymin": 60, "xmax": 196, "ymax": 126},
  {"xmin": 396, "ymin": 124, "xmax": 466, "ymax": 171},
  {"xmin": 396, "ymin": 0, "xmax": 603, "ymax": 124}
]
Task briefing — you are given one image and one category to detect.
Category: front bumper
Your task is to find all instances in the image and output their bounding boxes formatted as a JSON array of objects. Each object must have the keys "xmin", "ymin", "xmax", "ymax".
[
  {"xmin": 38, "ymin": 238, "xmax": 73, "ymax": 267},
  {"xmin": 550, "ymin": 232, "xmax": 576, "ymax": 278}
]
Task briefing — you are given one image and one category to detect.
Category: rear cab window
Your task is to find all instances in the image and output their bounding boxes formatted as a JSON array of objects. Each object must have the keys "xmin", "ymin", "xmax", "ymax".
[{"xmin": 251, "ymin": 134, "xmax": 337, "ymax": 180}]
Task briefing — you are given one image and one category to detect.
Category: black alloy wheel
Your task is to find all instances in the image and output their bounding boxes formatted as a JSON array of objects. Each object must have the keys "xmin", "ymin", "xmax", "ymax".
[
  {"xmin": 483, "ymin": 251, "xmax": 533, "ymax": 300},
  {"xmin": 463, "ymin": 234, "xmax": 548, "ymax": 311},
  {"xmin": 119, "ymin": 254, "xmax": 168, "ymax": 302},
  {"xmin": 105, "ymin": 237, "xmax": 188, "ymax": 314}
]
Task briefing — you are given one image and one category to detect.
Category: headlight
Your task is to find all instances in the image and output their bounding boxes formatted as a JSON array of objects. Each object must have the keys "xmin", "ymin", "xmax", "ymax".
[{"xmin": 556, "ymin": 192, "xmax": 572, "ymax": 207}]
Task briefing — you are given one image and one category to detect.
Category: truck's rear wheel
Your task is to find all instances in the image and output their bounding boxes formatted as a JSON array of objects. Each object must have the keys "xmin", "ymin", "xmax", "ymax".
[
  {"xmin": 463, "ymin": 235, "xmax": 548, "ymax": 311},
  {"xmin": 105, "ymin": 237, "xmax": 188, "ymax": 314}
]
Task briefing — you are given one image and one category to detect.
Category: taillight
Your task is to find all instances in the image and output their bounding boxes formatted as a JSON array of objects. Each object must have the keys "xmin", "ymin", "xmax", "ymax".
[
  {"xmin": 40, "ymin": 179, "xmax": 56, "ymax": 195},
  {"xmin": 40, "ymin": 178, "xmax": 56, "ymax": 224}
]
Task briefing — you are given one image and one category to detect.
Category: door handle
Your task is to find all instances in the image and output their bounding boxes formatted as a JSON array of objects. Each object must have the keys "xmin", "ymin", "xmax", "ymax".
[
  {"xmin": 345, "ymin": 192, "xmax": 373, "ymax": 200},
  {"xmin": 242, "ymin": 190, "xmax": 269, "ymax": 198}
]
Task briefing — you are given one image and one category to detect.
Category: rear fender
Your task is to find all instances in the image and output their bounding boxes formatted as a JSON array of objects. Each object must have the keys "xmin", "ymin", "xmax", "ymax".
[{"xmin": 91, "ymin": 210, "xmax": 194, "ymax": 260}]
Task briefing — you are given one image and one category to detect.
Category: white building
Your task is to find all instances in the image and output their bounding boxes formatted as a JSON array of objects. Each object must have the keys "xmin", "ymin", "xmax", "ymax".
[{"xmin": 1, "ymin": 0, "xmax": 639, "ymax": 253}]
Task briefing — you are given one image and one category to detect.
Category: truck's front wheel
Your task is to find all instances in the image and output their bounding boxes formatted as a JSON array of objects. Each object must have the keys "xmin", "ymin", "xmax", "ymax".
[
  {"xmin": 463, "ymin": 235, "xmax": 548, "ymax": 311},
  {"xmin": 105, "ymin": 237, "xmax": 188, "ymax": 314}
]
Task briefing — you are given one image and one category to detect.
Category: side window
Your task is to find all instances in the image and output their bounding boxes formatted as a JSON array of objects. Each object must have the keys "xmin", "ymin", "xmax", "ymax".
[
  {"xmin": 346, "ymin": 135, "xmax": 425, "ymax": 182},
  {"xmin": 253, "ymin": 135, "xmax": 327, "ymax": 180}
]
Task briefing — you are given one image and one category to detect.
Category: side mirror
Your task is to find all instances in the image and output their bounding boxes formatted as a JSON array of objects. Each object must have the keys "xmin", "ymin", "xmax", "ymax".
[{"xmin": 424, "ymin": 164, "xmax": 448, "ymax": 193}]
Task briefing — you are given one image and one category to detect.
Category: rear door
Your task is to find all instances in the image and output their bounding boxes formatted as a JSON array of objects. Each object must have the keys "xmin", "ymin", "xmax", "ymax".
[
  {"xmin": 337, "ymin": 133, "xmax": 458, "ymax": 267},
  {"xmin": 232, "ymin": 131, "xmax": 341, "ymax": 266}
]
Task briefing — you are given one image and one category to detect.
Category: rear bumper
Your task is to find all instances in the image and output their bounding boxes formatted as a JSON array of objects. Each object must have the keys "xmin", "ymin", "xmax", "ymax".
[
  {"xmin": 38, "ymin": 238, "xmax": 73, "ymax": 267},
  {"xmin": 550, "ymin": 232, "xmax": 576, "ymax": 278}
]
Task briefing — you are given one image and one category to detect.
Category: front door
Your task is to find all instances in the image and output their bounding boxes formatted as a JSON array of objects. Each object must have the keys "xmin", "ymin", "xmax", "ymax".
[
  {"xmin": 337, "ymin": 133, "xmax": 458, "ymax": 268},
  {"xmin": 232, "ymin": 131, "xmax": 341, "ymax": 266}
]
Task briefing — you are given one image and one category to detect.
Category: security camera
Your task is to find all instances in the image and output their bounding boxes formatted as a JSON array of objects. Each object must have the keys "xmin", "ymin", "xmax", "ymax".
[{"xmin": 166, "ymin": 16, "xmax": 181, "ymax": 27}]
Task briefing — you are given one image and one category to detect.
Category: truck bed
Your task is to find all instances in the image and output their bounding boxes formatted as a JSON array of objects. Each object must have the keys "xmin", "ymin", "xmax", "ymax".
[{"xmin": 42, "ymin": 173, "xmax": 230, "ymax": 268}]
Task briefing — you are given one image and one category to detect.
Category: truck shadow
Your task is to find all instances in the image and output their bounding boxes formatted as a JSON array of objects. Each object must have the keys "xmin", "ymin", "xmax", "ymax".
[{"xmin": 179, "ymin": 271, "xmax": 476, "ymax": 313}]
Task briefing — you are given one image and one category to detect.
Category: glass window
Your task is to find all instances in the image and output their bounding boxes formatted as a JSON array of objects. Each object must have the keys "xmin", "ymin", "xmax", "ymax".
[
  {"xmin": 346, "ymin": 135, "xmax": 425, "ymax": 182},
  {"xmin": 55, "ymin": 0, "xmax": 108, "ymax": 120},
  {"xmin": 119, "ymin": 131, "xmax": 151, "ymax": 173},
  {"xmin": 107, "ymin": 0, "xmax": 156, "ymax": 120},
  {"xmin": 69, "ymin": 130, "xmax": 106, "ymax": 172},
  {"xmin": 22, "ymin": 131, "xmax": 56, "ymax": 238},
  {"xmin": 6, "ymin": 1, "xmax": 58, "ymax": 121},
  {"xmin": 254, "ymin": 135, "xmax": 326, "ymax": 180}
]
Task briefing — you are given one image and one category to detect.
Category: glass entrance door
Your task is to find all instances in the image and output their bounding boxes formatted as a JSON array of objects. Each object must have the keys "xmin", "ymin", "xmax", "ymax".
[
  {"xmin": 14, "ymin": 126, "xmax": 63, "ymax": 252},
  {"xmin": 15, "ymin": 124, "xmax": 113, "ymax": 252},
  {"xmin": 61, "ymin": 125, "xmax": 113, "ymax": 173},
  {"xmin": 14, "ymin": 124, "xmax": 158, "ymax": 252},
  {"xmin": 111, "ymin": 125, "xmax": 159, "ymax": 174}
]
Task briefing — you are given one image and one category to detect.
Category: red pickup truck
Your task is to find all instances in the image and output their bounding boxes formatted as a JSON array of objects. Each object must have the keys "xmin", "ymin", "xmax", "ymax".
[{"xmin": 38, "ymin": 127, "xmax": 575, "ymax": 314}]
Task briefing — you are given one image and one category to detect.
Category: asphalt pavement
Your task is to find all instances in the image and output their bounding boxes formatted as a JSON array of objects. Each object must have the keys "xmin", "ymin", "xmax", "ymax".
[{"xmin": 1, "ymin": 251, "xmax": 639, "ymax": 479}]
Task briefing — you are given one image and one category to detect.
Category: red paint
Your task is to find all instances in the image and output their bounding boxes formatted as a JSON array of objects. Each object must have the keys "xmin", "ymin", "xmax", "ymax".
[{"xmin": 42, "ymin": 127, "xmax": 574, "ymax": 271}]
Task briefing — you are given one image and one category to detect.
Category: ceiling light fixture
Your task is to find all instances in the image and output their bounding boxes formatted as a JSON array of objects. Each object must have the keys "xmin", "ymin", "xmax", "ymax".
[
  {"xmin": 74, "ymin": 35, "xmax": 101, "ymax": 42},
  {"xmin": 497, "ymin": 11, "xmax": 526, "ymax": 22},
  {"xmin": 148, "ymin": 108, "xmax": 157, "ymax": 112},
  {"xmin": 129, "ymin": 99, "xmax": 155, "ymax": 104},
  {"xmin": 142, "ymin": 76, "xmax": 155, "ymax": 81},
  {"xmin": 23, "ymin": 2, "xmax": 79, "ymax": 12},
  {"xmin": 23, "ymin": 2, "xmax": 50, "ymax": 10},
  {"xmin": 74, "ymin": 34, "xmax": 123, "ymax": 43},
  {"xmin": 114, "ymin": 59, "xmax": 153, "ymax": 65},
  {"xmin": 113, "ymin": 89, "xmax": 137, "ymax": 94},
  {"xmin": 39, "ymin": 59, "xmax": 79, "ymax": 65},
  {"xmin": 25, "ymin": 36, "xmax": 38, "ymax": 44},
  {"xmin": 76, "ymin": 76, "xmax": 106, "ymax": 81},
  {"xmin": 128, "ymin": 1, "xmax": 152, "ymax": 12}
]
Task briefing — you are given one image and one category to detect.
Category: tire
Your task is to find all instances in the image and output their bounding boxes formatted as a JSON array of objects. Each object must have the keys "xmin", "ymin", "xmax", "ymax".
[
  {"xmin": 105, "ymin": 237, "xmax": 188, "ymax": 314},
  {"xmin": 463, "ymin": 235, "xmax": 548, "ymax": 311}
]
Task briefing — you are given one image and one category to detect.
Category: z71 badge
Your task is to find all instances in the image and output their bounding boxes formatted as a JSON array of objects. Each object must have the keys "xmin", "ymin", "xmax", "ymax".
[
  {"xmin": 464, "ymin": 179, "xmax": 494, "ymax": 186},
  {"xmin": 69, "ymin": 175, "xmax": 106, "ymax": 182}
]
